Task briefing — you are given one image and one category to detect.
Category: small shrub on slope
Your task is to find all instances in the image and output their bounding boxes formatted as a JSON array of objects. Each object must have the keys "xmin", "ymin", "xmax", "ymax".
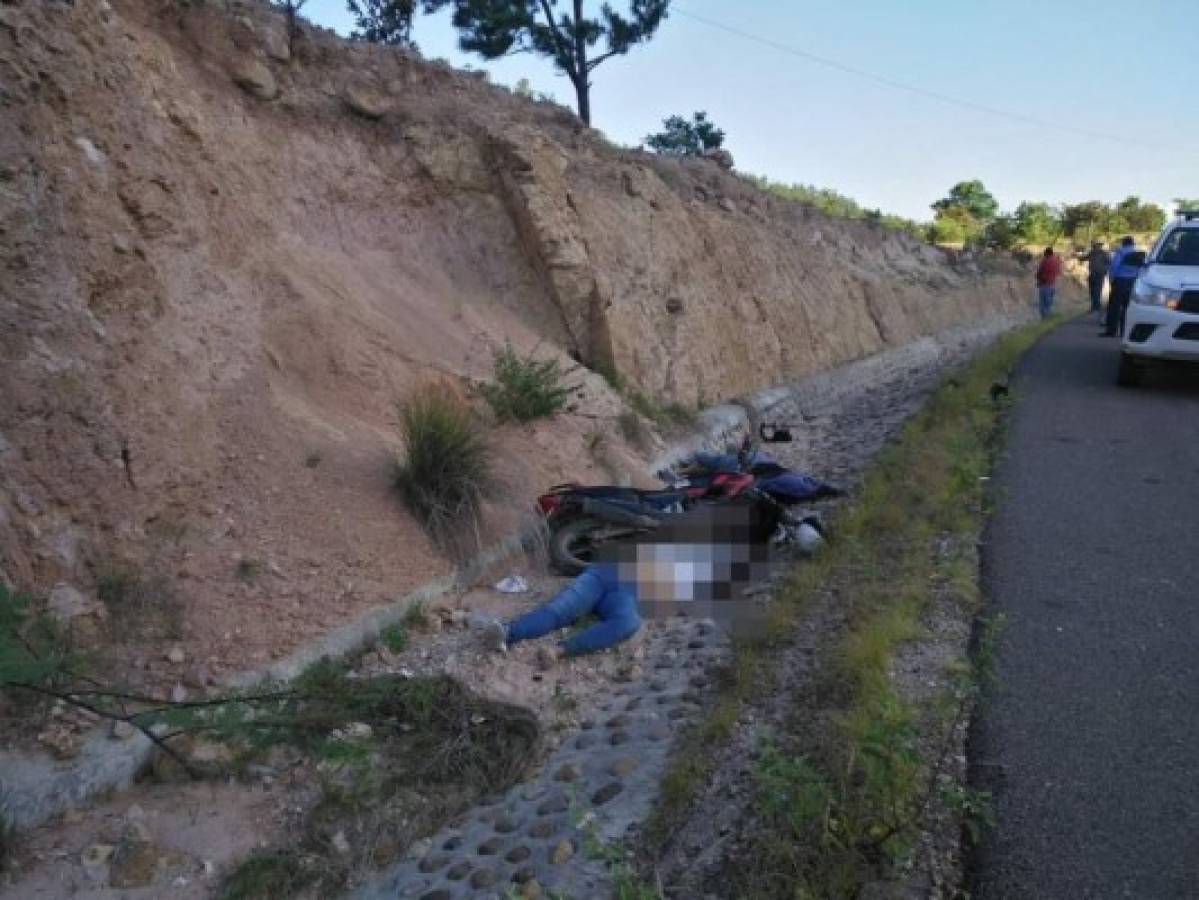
[
  {"xmin": 395, "ymin": 383, "xmax": 494, "ymax": 544},
  {"xmin": 478, "ymin": 343, "xmax": 574, "ymax": 423}
]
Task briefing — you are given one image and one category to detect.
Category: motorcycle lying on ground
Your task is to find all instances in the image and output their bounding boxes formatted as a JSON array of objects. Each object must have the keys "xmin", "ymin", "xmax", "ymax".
[{"xmin": 536, "ymin": 425, "xmax": 842, "ymax": 575}]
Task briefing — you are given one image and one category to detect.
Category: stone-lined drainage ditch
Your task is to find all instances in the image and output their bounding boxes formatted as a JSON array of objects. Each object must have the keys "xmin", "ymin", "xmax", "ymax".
[{"xmin": 354, "ymin": 617, "xmax": 728, "ymax": 899}]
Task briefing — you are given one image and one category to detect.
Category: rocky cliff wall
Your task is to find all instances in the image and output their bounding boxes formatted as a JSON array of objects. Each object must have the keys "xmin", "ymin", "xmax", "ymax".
[{"xmin": 0, "ymin": 0, "xmax": 1067, "ymax": 675}]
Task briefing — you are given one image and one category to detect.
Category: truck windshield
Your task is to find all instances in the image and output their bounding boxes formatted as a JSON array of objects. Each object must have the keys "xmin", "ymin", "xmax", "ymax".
[{"xmin": 1156, "ymin": 229, "xmax": 1199, "ymax": 265}]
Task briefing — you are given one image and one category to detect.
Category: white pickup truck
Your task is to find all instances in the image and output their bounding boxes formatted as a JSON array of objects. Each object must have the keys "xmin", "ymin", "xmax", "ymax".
[{"xmin": 1119, "ymin": 211, "xmax": 1199, "ymax": 386}]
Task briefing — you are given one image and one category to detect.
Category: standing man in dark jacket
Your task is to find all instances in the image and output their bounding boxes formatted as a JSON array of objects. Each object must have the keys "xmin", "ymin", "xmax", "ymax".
[
  {"xmin": 1104, "ymin": 236, "xmax": 1139, "ymax": 337},
  {"xmin": 1035, "ymin": 247, "xmax": 1063, "ymax": 319},
  {"xmin": 1084, "ymin": 240, "xmax": 1111, "ymax": 316}
]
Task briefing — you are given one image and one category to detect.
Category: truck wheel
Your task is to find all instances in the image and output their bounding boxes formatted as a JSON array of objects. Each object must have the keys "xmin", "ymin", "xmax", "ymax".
[{"xmin": 1116, "ymin": 353, "xmax": 1145, "ymax": 388}]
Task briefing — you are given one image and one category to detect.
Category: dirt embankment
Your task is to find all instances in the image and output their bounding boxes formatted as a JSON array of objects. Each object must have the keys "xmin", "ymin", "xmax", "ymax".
[{"xmin": 0, "ymin": 0, "xmax": 1049, "ymax": 686}]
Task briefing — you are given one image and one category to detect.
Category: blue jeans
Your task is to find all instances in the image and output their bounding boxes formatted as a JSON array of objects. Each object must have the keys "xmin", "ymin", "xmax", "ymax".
[
  {"xmin": 1038, "ymin": 285, "xmax": 1056, "ymax": 319},
  {"xmin": 506, "ymin": 564, "xmax": 641, "ymax": 656}
]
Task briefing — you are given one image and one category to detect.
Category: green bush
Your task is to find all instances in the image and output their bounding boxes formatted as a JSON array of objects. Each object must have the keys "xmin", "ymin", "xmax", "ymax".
[
  {"xmin": 984, "ymin": 215, "xmax": 1019, "ymax": 250},
  {"xmin": 219, "ymin": 850, "xmax": 316, "ymax": 900},
  {"xmin": 380, "ymin": 622, "xmax": 408, "ymax": 654},
  {"xmin": 1, "ymin": 582, "xmax": 75, "ymax": 688},
  {"xmin": 478, "ymin": 343, "xmax": 574, "ymax": 423},
  {"xmin": 395, "ymin": 383, "xmax": 494, "ymax": 542},
  {"xmin": 929, "ymin": 206, "xmax": 982, "ymax": 245}
]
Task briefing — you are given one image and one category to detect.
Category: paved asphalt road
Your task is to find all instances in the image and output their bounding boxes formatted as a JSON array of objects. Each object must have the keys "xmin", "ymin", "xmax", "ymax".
[{"xmin": 971, "ymin": 316, "xmax": 1199, "ymax": 899}]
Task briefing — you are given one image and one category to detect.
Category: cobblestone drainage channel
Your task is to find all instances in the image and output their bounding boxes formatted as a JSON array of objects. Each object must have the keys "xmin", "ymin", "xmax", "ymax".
[{"xmin": 352, "ymin": 618, "xmax": 729, "ymax": 899}]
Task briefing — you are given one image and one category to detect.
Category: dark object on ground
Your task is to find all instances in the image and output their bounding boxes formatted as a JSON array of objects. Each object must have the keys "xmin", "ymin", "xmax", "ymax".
[
  {"xmin": 1116, "ymin": 352, "xmax": 1146, "ymax": 387},
  {"xmin": 540, "ymin": 479, "xmax": 765, "ymax": 575},
  {"xmin": 758, "ymin": 422, "xmax": 793, "ymax": 442},
  {"xmin": 539, "ymin": 441, "xmax": 841, "ymax": 574},
  {"xmin": 989, "ymin": 381, "xmax": 1009, "ymax": 402}
]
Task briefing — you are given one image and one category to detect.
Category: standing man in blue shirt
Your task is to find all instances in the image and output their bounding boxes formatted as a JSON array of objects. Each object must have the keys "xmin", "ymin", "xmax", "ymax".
[{"xmin": 1103, "ymin": 236, "xmax": 1139, "ymax": 337}]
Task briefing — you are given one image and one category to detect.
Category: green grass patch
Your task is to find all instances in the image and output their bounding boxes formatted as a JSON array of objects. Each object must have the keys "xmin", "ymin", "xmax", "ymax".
[
  {"xmin": 217, "ymin": 850, "xmax": 317, "ymax": 900},
  {"xmin": 628, "ymin": 390, "xmax": 696, "ymax": 431},
  {"xmin": 379, "ymin": 622, "xmax": 408, "ymax": 654},
  {"xmin": 402, "ymin": 600, "xmax": 430, "ymax": 632},
  {"xmin": 644, "ymin": 317, "xmax": 1060, "ymax": 894},
  {"xmin": 478, "ymin": 343, "xmax": 577, "ymax": 423},
  {"xmin": 0, "ymin": 582, "xmax": 77, "ymax": 689}
]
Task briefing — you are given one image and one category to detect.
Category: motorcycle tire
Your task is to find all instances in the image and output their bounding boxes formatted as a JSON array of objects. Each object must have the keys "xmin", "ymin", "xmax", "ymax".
[{"xmin": 548, "ymin": 515, "xmax": 608, "ymax": 576}]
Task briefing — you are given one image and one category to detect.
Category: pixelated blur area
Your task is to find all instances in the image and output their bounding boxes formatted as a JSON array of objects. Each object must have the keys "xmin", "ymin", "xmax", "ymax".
[{"xmin": 598, "ymin": 500, "xmax": 778, "ymax": 636}]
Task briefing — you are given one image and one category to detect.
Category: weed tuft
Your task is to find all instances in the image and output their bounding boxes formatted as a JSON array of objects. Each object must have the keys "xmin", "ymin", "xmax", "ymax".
[
  {"xmin": 401, "ymin": 601, "xmax": 429, "ymax": 632},
  {"xmin": 218, "ymin": 849, "xmax": 317, "ymax": 900},
  {"xmin": 379, "ymin": 622, "xmax": 408, "ymax": 654},
  {"xmin": 617, "ymin": 409, "xmax": 649, "ymax": 448},
  {"xmin": 96, "ymin": 562, "xmax": 184, "ymax": 642},
  {"xmin": 235, "ymin": 559, "xmax": 261, "ymax": 584},
  {"xmin": 595, "ymin": 360, "xmax": 627, "ymax": 394},
  {"xmin": 629, "ymin": 390, "xmax": 695, "ymax": 431},
  {"xmin": 478, "ymin": 343, "xmax": 576, "ymax": 423},
  {"xmin": 0, "ymin": 583, "xmax": 77, "ymax": 690},
  {"xmin": 394, "ymin": 382, "xmax": 494, "ymax": 547}
]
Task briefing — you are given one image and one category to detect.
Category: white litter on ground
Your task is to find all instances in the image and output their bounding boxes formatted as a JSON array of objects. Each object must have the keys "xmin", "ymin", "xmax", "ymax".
[{"xmin": 494, "ymin": 575, "xmax": 529, "ymax": 594}]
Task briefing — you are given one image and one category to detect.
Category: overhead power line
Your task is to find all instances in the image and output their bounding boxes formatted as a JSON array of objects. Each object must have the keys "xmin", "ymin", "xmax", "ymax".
[{"xmin": 672, "ymin": 7, "xmax": 1168, "ymax": 152}]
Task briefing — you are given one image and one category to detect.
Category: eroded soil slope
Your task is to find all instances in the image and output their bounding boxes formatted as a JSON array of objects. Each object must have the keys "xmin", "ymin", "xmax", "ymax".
[{"xmin": 0, "ymin": 0, "xmax": 1036, "ymax": 685}]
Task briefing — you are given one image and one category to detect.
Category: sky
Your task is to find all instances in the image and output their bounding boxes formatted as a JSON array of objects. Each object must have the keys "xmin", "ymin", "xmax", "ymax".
[{"xmin": 301, "ymin": 0, "xmax": 1196, "ymax": 222}]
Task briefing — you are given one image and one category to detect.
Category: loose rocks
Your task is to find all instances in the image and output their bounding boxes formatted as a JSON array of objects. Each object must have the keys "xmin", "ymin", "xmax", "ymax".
[
  {"xmin": 550, "ymin": 839, "xmax": 574, "ymax": 865},
  {"xmin": 343, "ymin": 83, "xmax": 391, "ymax": 119},
  {"xmin": 230, "ymin": 58, "xmax": 278, "ymax": 101}
]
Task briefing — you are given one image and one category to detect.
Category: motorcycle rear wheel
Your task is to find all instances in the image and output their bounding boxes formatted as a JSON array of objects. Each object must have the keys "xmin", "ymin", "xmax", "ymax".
[{"xmin": 548, "ymin": 515, "xmax": 614, "ymax": 575}]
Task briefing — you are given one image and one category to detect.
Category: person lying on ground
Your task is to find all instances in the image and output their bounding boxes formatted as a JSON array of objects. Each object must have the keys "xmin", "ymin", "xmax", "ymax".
[{"xmin": 482, "ymin": 498, "xmax": 784, "ymax": 667}]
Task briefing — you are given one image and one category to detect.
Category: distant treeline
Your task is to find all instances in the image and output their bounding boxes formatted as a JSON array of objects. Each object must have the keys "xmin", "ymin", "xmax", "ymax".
[
  {"xmin": 745, "ymin": 176, "xmax": 927, "ymax": 239},
  {"xmin": 743, "ymin": 175, "xmax": 1195, "ymax": 250}
]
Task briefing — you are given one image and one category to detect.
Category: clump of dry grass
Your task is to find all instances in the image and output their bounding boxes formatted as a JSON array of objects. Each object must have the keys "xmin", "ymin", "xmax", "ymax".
[
  {"xmin": 394, "ymin": 382, "xmax": 494, "ymax": 548},
  {"xmin": 95, "ymin": 562, "xmax": 184, "ymax": 642}
]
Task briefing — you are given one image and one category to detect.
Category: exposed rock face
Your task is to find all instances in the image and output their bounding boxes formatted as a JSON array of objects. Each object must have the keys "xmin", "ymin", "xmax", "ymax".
[
  {"xmin": 342, "ymin": 82, "xmax": 391, "ymax": 119},
  {"xmin": 0, "ymin": 0, "xmax": 1062, "ymax": 672},
  {"xmin": 229, "ymin": 56, "xmax": 278, "ymax": 100}
]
